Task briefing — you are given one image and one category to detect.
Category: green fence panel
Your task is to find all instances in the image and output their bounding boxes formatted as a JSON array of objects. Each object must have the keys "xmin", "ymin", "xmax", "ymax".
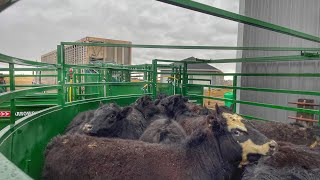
[
  {"xmin": 0, "ymin": 96, "xmax": 141, "ymax": 180},
  {"xmin": 108, "ymin": 84, "xmax": 146, "ymax": 96},
  {"xmin": 156, "ymin": 83, "xmax": 174, "ymax": 96},
  {"xmin": 186, "ymin": 85, "xmax": 204, "ymax": 105}
]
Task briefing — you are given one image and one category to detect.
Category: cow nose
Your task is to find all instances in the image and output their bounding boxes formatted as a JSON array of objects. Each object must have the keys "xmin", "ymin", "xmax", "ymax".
[
  {"xmin": 83, "ymin": 124, "xmax": 93, "ymax": 132},
  {"xmin": 268, "ymin": 140, "xmax": 278, "ymax": 153}
]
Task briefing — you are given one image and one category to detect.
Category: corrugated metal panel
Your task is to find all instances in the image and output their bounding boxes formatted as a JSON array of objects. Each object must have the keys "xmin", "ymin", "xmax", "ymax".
[{"xmin": 237, "ymin": 0, "xmax": 320, "ymax": 123}]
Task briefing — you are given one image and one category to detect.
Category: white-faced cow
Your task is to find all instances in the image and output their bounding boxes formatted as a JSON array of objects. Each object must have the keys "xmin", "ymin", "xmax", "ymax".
[{"xmin": 242, "ymin": 141, "xmax": 320, "ymax": 180}]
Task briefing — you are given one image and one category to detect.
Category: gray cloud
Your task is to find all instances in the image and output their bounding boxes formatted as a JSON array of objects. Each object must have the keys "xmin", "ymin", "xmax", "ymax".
[{"xmin": 0, "ymin": 0, "xmax": 239, "ymax": 75}]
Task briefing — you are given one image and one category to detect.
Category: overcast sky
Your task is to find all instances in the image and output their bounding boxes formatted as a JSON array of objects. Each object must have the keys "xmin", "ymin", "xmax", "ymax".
[{"xmin": 0, "ymin": 0, "xmax": 239, "ymax": 74}]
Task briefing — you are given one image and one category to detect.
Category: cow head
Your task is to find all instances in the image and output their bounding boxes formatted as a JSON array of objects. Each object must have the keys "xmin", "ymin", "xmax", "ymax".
[
  {"xmin": 160, "ymin": 95, "xmax": 189, "ymax": 118},
  {"xmin": 83, "ymin": 103, "xmax": 131, "ymax": 137},
  {"xmin": 134, "ymin": 95, "xmax": 159, "ymax": 119},
  {"xmin": 210, "ymin": 104, "xmax": 277, "ymax": 167}
]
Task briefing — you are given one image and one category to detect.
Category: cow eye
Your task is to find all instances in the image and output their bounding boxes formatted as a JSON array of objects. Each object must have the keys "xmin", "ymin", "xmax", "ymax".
[{"xmin": 233, "ymin": 130, "xmax": 242, "ymax": 136}]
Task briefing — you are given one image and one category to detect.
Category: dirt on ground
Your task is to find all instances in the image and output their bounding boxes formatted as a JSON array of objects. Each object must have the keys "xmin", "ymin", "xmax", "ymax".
[{"xmin": 4, "ymin": 77, "xmax": 34, "ymax": 90}]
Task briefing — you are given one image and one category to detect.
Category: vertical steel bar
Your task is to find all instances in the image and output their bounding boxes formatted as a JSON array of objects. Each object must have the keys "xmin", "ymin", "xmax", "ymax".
[
  {"xmin": 182, "ymin": 62, "xmax": 188, "ymax": 96},
  {"xmin": 57, "ymin": 45, "xmax": 65, "ymax": 106},
  {"xmin": 106, "ymin": 69, "xmax": 111, "ymax": 97},
  {"xmin": 179, "ymin": 65, "xmax": 182, "ymax": 94},
  {"xmin": 152, "ymin": 60, "xmax": 158, "ymax": 99},
  {"xmin": 9, "ymin": 63, "xmax": 15, "ymax": 126},
  {"xmin": 232, "ymin": 75, "xmax": 238, "ymax": 113}
]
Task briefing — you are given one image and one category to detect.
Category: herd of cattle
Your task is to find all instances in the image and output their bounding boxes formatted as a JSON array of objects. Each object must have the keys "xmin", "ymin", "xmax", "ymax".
[{"xmin": 43, "ymin": 94, "xmax": 320, "ymax": 180}]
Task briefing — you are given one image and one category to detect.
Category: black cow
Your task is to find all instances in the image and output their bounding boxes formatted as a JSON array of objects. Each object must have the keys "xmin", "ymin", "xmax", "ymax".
[
  {"xmin": 83, "ymin": 103, "xmax": 130, "ymax": 137},
  {"xmin": 44, "ymin": 110, "xmax": 277, "ymax": 180},
  {"xmin": 64, "ymin": 110, "xmax": 95, "ymax": 135},
  {"xmin": 85, "ymin": 96, "xmax": 160, "ymax": 139},
  {"xmin": 139, "ymin": 118, "xmax": 187, "ymax": 144},
  {"xmin": 157, "ymin": 94, "xmax": 213, "ymax": 116},
  {"xmin": 132, "ymin": 95, "xmax": 162, "ymax": 122}
]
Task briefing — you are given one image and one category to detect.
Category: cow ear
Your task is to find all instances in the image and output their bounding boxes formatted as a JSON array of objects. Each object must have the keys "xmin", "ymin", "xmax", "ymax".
[
  {"xmin": 215, "ymin": 103, "xmax": 221, "ymax": 114},
  {"xmin": 186, "ymin": 129, "xmax": 207, "ymax": 148},
  {"xmin": 206, "ymin": 115, "xmax": 222, "ymax": 131},
  {"xmin": 183, "ymin": 96, "xmax": 189, "ymax": 102},
  {"xmin": 154, "ymin": 99, "xmax": 160, "ymax": 105},
  {"xmin": 121, "ymin": 106, "xmax": 132, "ymax": 117},
  {"xmin": 99, "ymin": 102, "xmax": 104, "ymax": 107},
  {"xmin": 206, "ymin": 115, "xmax": 214, "ymax": 126}
]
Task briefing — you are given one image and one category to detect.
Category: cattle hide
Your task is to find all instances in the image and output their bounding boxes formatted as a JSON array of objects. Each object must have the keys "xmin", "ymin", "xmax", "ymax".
[
  {"xmin": 250, "ymin": 121, "xmax": 319, "ymax": 146},
  {"xmin": 242, "ymin": 141, "xmax": 320, "ymax": 180},
  {"xmin": 139, "ymin": 118, "xmax": 187, "ymax": 144},
  {"xmin": 44, "ymin": 107, "xmax": 275, "ymax": 180}
]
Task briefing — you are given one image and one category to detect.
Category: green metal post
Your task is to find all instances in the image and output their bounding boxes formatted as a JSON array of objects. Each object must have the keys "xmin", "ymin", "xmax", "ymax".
[
  {"xmin": 182, "ymin": 62, "xmax": 188, "ymax": 96},
  {"xmin": 106, "ymin": 69, "xmax": 111, "ymax": 97},
  {"xmin": 98, "ymin": 70, "xmax": 102, "ymax": 97},
  {"xmin": 57, "ymin": 45, "xmax": 65, "ymax": 106},
  {"xmin": 179, "ymin": 65, "xmax": 182, "ymax": 94},
  {"xmin": 232, "ymin": 76, "xmax": 237, "ymax": 113},
  {"xmin": 9, "ymin": 63, "xmax": 15, "ymax": 126},
  {"xmin": 152, "ymin": 60, "xmax": 158, "ymax": 99},
  {"xmin": 156, "ymin": 0, "xmax": 320, "ymax": 43}
]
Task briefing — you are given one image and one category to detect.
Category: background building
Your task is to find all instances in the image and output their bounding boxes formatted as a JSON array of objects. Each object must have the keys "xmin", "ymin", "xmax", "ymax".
[
  {"xmin": 40, "ymin": 37, "xmax": 132, "ymax": 84},
  {"xmin": 236, "ymin": 0, "xmax": 320, "ymax": 123},
  {"xmin": 160, "ymin": 57, "xmax": 223, "ymax": 85},
  {"xmin": 41, "ymin": 37, "xmax": 132, "ymax": 65}
]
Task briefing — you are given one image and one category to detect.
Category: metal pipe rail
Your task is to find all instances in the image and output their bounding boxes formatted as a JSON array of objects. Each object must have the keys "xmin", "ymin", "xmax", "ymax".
[
  {"xmin": 156, "ymin": 0, "xmax": 320, "ymax": 43},
  {"xmin": 61, "ymin": 42, "xmax": 320, "ymax": 51}
]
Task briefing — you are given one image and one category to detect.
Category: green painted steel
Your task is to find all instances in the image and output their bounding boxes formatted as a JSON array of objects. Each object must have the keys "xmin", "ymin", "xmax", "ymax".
[
  {"xmin": 61, "ymin": 42, "xmax": 320, "ymax": 51},
  {"xmin": 0, "ymin": 53, "xmax": 58, "ymax": 67},
  {"xmin": 0, "ymin": 95, "xmax": 143, "ymax": 180},
  {"xmin": 187, "ymin": 73, "xmax": 320, "ymax": 77},
  {"xmin": 1, "ymin": 1, "xmax": 320, "ymax": 178},
  {"xmin": 187, "ymin": 84, "xmax": 320, "ymax": 96},
  {"xmin": 156, "ymin": 55, "xmax": 320, "ymax": 64},
  {"xmin": 156, "ymin": 0, "xmax": 320, "ymax": 43},
  {"xmin": 188, "ymin": 94, "xmax": 320, "ymax": 115}
]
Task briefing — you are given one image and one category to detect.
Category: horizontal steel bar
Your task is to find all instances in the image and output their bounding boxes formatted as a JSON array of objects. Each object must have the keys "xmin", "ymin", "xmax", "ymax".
[
  {"xmin": 77, "ymin": 93, "xmax": 100, "ymax": 96},
  {"xmin": 157, "ymin": 55, "xmax": 320, "ymax": 64},
  {"xmin": 65, "ymin": 82, "xmax": 152, "ymax": 87},
  {"xmin": 156, "ymin": 0, "xmax": 320, "ymax": 43},
  {"xmin": 0, "ymin": 85, "xmax": 60, "ymax": 103},
  {"xmin": 188, "ymin": 79, "xmax": 211, "ymax": 82},
  {"xmin": 240, "ymin": 114, "xmax": 269, "ymax": 121},
  {"xmin": 60, "ymin": 42, "xmax": 320, "ymax": 51},
  {"xmin": 186, "ymin": 73, "xmax": 320, "ymax": 77},
  {"xmin": 0, "ymin": 53, "xmax": 59, "ymax": 68},
  {"xmin": 13, "ymin": 68, "xmax": 57, "ymax": 71},
  {"xmin": 157, "ymin": 72, "xmax": 179, "ymax": 75},
  {"xmin": 0, "ymin": 85, "xmax": 50, "ymax": 88},
  {"xmin": 187, "ymin": 84, "xmax": 320, "ymax": 96},
  {"xmin": 16, "ymin": 74, "xmax": 57, "ymax": 77},
  {"xmin": 188, "ymin": 94, "xmax": 320, "ymax": 114}
]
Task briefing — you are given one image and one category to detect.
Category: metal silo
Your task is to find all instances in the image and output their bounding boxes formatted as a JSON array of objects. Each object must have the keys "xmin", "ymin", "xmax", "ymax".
[{"xmin": 237, "ymin": 0, "xmax": 320, "ymax": 123}]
